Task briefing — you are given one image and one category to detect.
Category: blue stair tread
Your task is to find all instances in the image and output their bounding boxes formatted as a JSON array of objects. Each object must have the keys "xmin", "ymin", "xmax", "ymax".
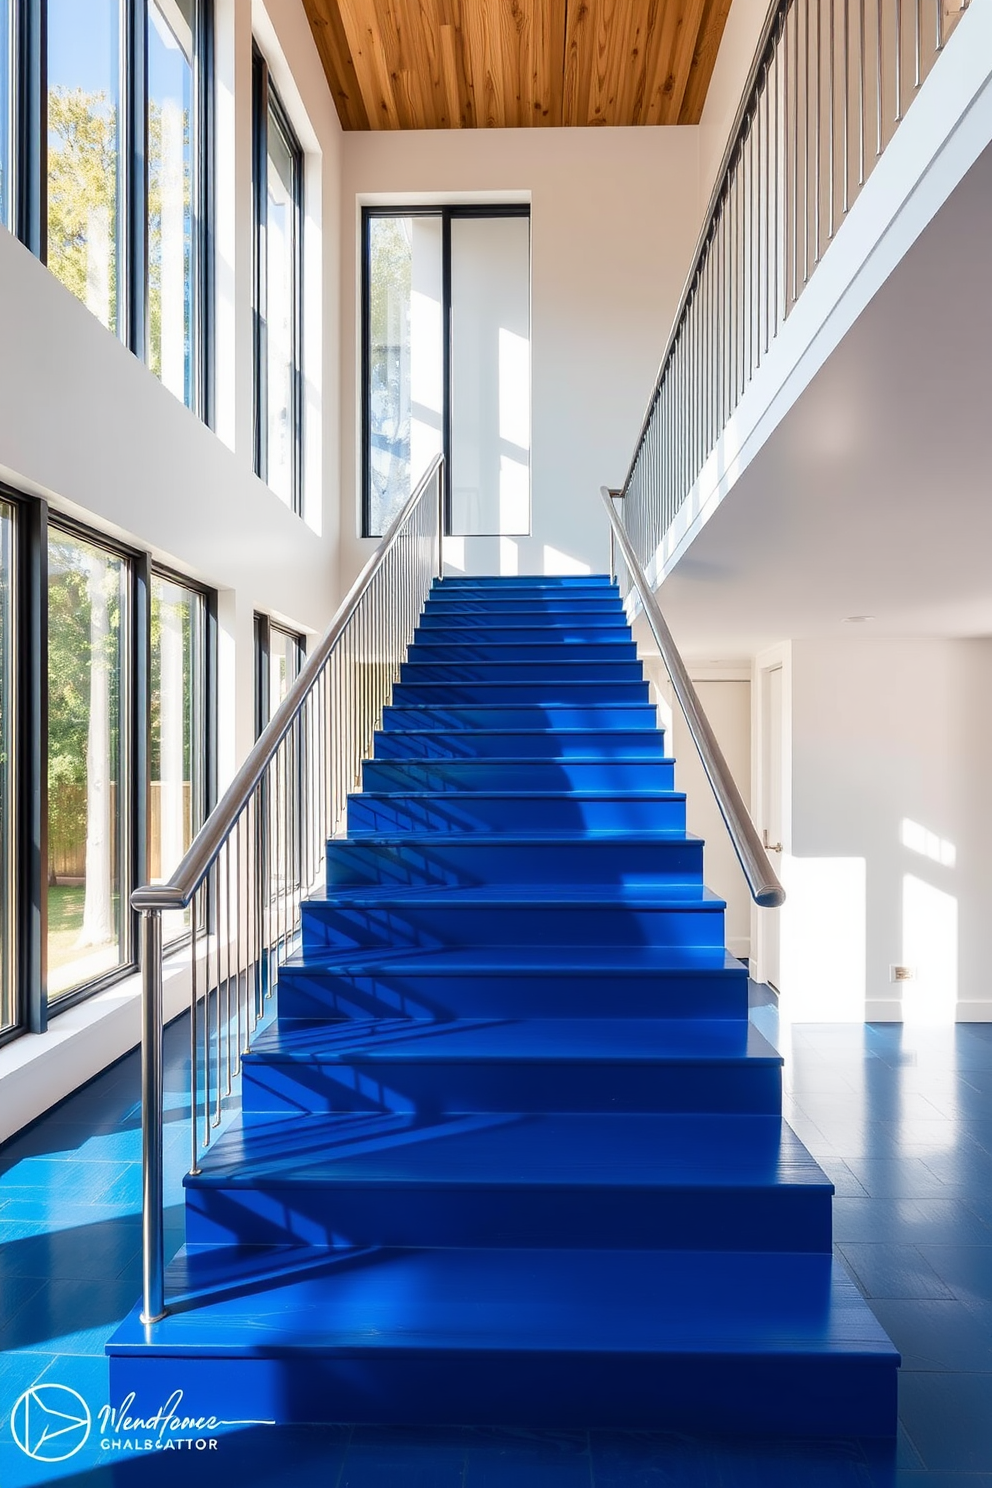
[
  {"xmin": 187, "ymin": 1112, "xmax": 827, "ymax": 1190},
  {"xmin": 248, "ymin": 1018, "xmax": 780, "ymax": 1065},
  {"xmin": 108, "ymin": 1248, "xmax": 896, "ymax": 1360},
  {"xmin": 280, "ymin": 945, "xmax": 744, "ymax": 974},
  {"xmin": 351, "ymin": 789, "xmax": 687, "ymax": 801},
  {"xmin": 304, "ymin": 884, "xmax": 724, "ymax": 908}
]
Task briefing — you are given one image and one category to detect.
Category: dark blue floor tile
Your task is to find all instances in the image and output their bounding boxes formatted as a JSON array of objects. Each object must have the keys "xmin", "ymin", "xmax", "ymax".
[
  {"xmin": 898, "ymin": 1372, "xmax": 992, "ymax": 1469},
  {"xmin": 870, "ymin": 1299, "xmax": 992, "ymax": 1371},
  {"xmin": 589, "ymin": 1429, "xmax": 721, "ymax": 1487},
  {"xmin": 836, "ymin": 1244, "xmax": 955, "ymax": 1300},
  {"xmin": 832, "ymin": 1198, "xmax": 992, "ymax": 1246},
  {"xmin": 917, "ymin": 1243, "xmax": 992, "ymax": 1303}
]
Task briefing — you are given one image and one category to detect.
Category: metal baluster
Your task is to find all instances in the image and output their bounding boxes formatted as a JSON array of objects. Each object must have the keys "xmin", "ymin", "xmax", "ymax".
[
  {"xmin": 803, "ymin": 0, "xmax": 810, "ymax": 283},
  {"xmin": 212, "ymin": 861, "xmax": 221, "ymax": 1127},
  {"xmin": 858, "ymin": 0, "xmax": 866, "ymax": 182},
  {"xmin": 876, "ymin": 0, "xmax": 883, "ymax": 155},
  {"xmin": 914, "ymin": 0, "xmax": 922, "ymax": 85},
  {"xmin": 828, "ymin": 0, "xmax": 835, "ymax": 238},
  {"xmin": 140, "ymin": 910, "xmax": 165, "ymax": 1324},
  {"xmin": 843, "ymin": 0, "xmax": 850, "ymax": 212},
  {"xmin": 895, "ymin": 0, "xmax": 903, "ymax": 120},
  {"xmin": 792, "ymin": 0, "xmax": 800, "ymax": 298},
  {"xmin": 190, "ymin": 888, "xmax": 200, "ymax": 1175},
  {"xmin": 814, "ymin": 0, "xmax": 821, "ymax": 262},
  {"xmin": 224, "ymin": 837, "xmax": 232, "ymax": 1093},
  {"xmin": 936, "ymin": 0, "xmax": 943, "ymax": 50}
]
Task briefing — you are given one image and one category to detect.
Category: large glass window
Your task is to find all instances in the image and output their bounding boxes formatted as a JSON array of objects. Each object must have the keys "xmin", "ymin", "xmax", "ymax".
[
  {"xmin": 47, "ymin": 528, "xmax": 129, "ymax": 1001},
  {"xmin": 150, "ymin": 572, "xmax": 206, "ymax": 942},
  {"xmin": 366, "ymin": 215, "xmax": 444, "ymax": 538},
  {"xmin": 0, "ymin": 0, "xmax": 11, "ymax": 230},
  {"xmin": 47, "ymin": 0, "xmax": 121, "ymax": 335},
  {"xmin": 0, "ymin": 500, "xmax": 14, "ymax": 1034},
  {"xmin": 148, "ymin": 0, "xmax": 195, "ymax": 406},
  {"xmin": 362, "ymin": 207, "xmax": 531, "ymax": 539},
  {"xmin": 253, "ymin": 50, "xmax": 303, "ymax": 512}
]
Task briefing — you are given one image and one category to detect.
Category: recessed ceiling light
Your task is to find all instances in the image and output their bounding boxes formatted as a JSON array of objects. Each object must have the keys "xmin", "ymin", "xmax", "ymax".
[{"xmin": 843, "ymin": 615, "xmax": 874, "ymax": 624}]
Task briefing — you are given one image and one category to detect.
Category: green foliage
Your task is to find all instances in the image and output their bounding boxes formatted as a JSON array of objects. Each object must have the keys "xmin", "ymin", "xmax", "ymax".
[{"xmin": 47, "ymin": 86, "xmax": 119, "ymax": 326}]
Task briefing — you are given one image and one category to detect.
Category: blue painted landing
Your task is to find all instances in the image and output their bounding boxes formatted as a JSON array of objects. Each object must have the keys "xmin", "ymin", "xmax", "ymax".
[{"xmin": 108, "ymin": 573, "xmax": 899, "ymax": 1437}]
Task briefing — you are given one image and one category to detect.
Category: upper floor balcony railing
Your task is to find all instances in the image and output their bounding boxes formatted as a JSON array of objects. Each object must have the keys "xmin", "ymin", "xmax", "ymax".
[{"xmin": 618, "ymin": 0, "xmax": 972, "ymax": 581}]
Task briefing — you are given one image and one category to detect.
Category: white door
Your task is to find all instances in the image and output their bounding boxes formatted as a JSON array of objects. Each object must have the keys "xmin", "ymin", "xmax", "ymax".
[{"xmin": 759, "ymin": 665, "xmax": 783, "ymax": 990}]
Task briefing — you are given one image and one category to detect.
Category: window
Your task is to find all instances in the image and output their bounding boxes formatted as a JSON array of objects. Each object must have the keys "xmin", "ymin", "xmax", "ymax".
[
  {"xmin": 150, "ymin": 571, "xmax": 207, "ymax": 943},
  {"xmin": 0, "ymin": 0, "xmax": 11, "ymax": 230},
  {"xmin": 254, "ymin": 614, "xmax": 304, "ymax": 736},
  {"xmin": 28, "ymin": 0, "xmax": 212, "ymax": 408},
  {"xmin": 362, "ymin": 206, "xmax": 531, "ymax": 539},
  {"xmin": 0, "ymin": 499, "xmax": 14, "ymax": 1033},
  {"xmin": 46, "ymin": 0, "xmax": 122, "ymax": 335},
  {"xmin": 252, "ymin": 48, "xmax": 303, "ymax": 512},
  {"xmin": 148, "ymin": 0, "xmax": 196, "ymax": 406},
  {"xmin": 46, "ymin": 527, "xmax": 130, "ymax": 1002}
]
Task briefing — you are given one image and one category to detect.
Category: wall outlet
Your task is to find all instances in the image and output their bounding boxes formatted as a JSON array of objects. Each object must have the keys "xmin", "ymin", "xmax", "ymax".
[{"xmin": 890, "ymin": 965, "xmax": 916, "ymax": 982}]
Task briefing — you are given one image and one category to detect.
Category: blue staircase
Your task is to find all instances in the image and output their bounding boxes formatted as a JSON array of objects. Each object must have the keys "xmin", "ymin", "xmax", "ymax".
[{"xmin": 108, "ymin": 575, "xmax": 899, "ymax": 1435}]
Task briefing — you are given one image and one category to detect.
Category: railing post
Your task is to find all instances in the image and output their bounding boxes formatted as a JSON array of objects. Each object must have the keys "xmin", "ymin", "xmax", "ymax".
[
  {"xmin": 140, "ymin": 909, "xmax": 167, "ymax": 1324},
  {"xmin": 437, "ymin": 465, "xmax": 444, "ymax": 579}
]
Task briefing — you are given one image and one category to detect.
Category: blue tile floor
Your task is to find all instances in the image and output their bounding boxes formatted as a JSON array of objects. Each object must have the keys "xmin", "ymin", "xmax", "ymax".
[{"xmin": 2, "ymin": 985, "xmax": 992, "ymax": 1486}]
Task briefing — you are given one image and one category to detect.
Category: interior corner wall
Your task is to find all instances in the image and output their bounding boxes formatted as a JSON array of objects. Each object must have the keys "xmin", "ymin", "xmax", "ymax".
[
  {"xmin": 0, "ymin": 0, "xmax": 343, "ymax": 780},
  {"xmin": 338, "ymin": 126, "xmax": 701, "ymax": 587},
  {"xmin": 782, "ymin": 636, "xmax": 992, "ymax": 1023}
]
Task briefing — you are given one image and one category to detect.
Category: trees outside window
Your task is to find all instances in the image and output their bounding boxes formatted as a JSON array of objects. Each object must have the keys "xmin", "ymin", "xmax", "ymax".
[{"xmin": 46, "ymin": 529, "xmax": 128, "ymax": 1002}]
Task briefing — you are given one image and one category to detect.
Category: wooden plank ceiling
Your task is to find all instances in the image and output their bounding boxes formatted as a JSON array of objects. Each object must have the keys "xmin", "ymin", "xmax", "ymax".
[{"xmin": 303, "ymin": 0, "xmax": 735, "ymax": 130}]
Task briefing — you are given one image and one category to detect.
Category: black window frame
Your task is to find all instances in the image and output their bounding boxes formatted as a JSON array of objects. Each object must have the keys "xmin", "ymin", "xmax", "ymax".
[
  {"xmin": 361, "ymin": 203, "xmax": 531, "ymax": 540},
  {"xmin": 4, "ymin": 0, "xmax": 215, "ymax": 423},
  {"xmin": 253, "ymin": 612, "xmax": 305, "ymax": 739},
  {"xmin": 0, "ymin": 480, "xmax": 218, "ymax": 1046},
  {"xmin": 252, "ymin": 44, "xmax": 304, "ymax": 516}
]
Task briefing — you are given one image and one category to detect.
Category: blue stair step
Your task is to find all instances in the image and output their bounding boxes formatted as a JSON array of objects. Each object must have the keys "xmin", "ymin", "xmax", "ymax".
[
  {"xmin": 300, "ymin": 885, "xmax": 725, "ymax": 953},
  {"xmin": 360, "ymin": 758, "xmax": 676, "ymax": 793},
  {"xmin": 348, "ymin": 789, "xmax": 686, "ymax": 835},
  {"xmin": 107, "ymin": 1246, "xmax": 897, "ymax": 1436},
  {"xmin": 422, "ymin": 599, "xmax": 626, "ymax": 615},
  {"xmin": 382, "ymin": 704, "xmax": 659, "ymax": 731},
  {"xmin": 419, "ymin": 608, "xmax": 629, "ymax": 628},
  {"xmin": 438, "ymin": 575, "xmax": 617, "ymax": 588},
  {"xmin": 183, "ymin": 1111, "xmax": 833, "ymax": 1251},
  {"xmin": 391, "ymin": 680, "xmax": 651, "ymax": 705},
  {"xmin": 275, "ymin": 946, "xmax": 750, "ymax": 1021},
  {"xmin": 240, "ymin": 1019, "xmax": 782, "ymax": 1116},
  {"xmin": 401, "ymin": 659, "xmax": 644, "ymax": 682},
  {"xmin": 373, "ymin": 728, "xmax": 668, "ymax": 759},
  {"xmin": 326, "ymin": 833, "xmax": 703, "ymax": 888},
  {"xmin": 412, "ymin": 630, "xmax": 635, "ymax": 650}
]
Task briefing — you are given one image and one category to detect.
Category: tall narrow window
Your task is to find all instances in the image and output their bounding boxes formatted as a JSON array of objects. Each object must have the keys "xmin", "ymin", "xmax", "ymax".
[
  {"xmin": 47, "ymin": 0, "xmax": 121, "ymax": 334},
  {"xmin": 253, "ymin": 50, "xmax": 303, "ymax": 511},
  {"xmin": 150, "ymin": 572, "xmax": 205, "ymax": 942},
  {"xmin": 366, "ymin": 215, "xmax": 444, "ymax": 538},
  {"xmin": 0, "ymin": 499, "xmax": 14, "ymax": 1033},
  {"xmin": 0, "ymin": 0, "xmax": 11, "ymax": 230},
  {"xmin": 148, "ymin": 0, "xmax": 195, "ymax": 406},
  {"xmin": 47, "ymin": 528, "xmax": 129, "ymax": 1001},
  {"xmin": 362, "ymin": 207, "xmax": 531, "ymax": 539}
]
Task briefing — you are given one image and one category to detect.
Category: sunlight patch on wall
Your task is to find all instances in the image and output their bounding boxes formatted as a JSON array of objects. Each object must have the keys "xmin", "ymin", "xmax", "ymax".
[
  {"xmin": 780, "ymin": 855, "xmax": 866, "ymax": 1022},
  {"xmin": 901, "ymin": 818, "xmax": 956, "ymax": 868},
  {"xmin": 542, "ymin": 546, "xmax": 591, "ymax": 577},
  {"xmin": 901, "ymin": 873, "xmax": 958, "ymax": 1025}
]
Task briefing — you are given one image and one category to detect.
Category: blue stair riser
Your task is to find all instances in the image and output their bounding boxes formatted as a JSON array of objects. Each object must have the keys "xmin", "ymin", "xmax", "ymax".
[
  {"xmin": 391, "ymin": 682, "xmax": 651, "ymax": 705},
  {"xmin": 382, "ymin": 705, "xmax": 659, "ymax": 731},
  {"xmin": 373, "ymin": 729, "xmax": 668, "ymax": 760},
  {"xmin": 419, "ymin": 610, "xmax": 630, "ymax": 629},
  {"xmin": 276, "ymin": 963, "xmax": 750, "ymax": 1022},
  {"xmin": 422, "ymin": 599, "xmax": 626, "ymax": 615},
  {"xmin": 439, "ymin": 575, "xmax": 618, "ymax": 587},
  {"xmin": 360, "ymin": 759, "xmax": 676, "ymax": 793},
  {"xmin": 413, "ymin": 632, "xmax": 636, "ymax": 651},
  {"xmin": 326, "ymin": 835, "xmax": 703, "ymax": 889},
  {"xmin": 402, "ymin": 662, "xmax": 645, "ymax": 685},
  {"xmin": 241, "ymin": 1055, "xmax": 782, "ymax": 1117},
  {"xmin": 347, "ymin": 793, "xmax": 686, "ymax": 835},
  {"xmin": 108, "ymin": 1349, "xmax": 895, "ymax": 1437},
  {"xmin": 184, "ymin": 1181, "xmax": 832, "ymax": 1252},
  {"xmin": 300, "ymin": 900, "xmax": 725, "ymax": 953}
]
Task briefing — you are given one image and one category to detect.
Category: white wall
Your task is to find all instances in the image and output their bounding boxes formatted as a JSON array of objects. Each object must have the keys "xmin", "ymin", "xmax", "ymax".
[
  {"xmin": 0, "ymin": 0, "xmax": 344, "ymax": 1134},
  {"xmin": 338, "ymin": 126, "xmax": 701, "ymax": 584},
  {"xmin": 769, "ymin": 636, "xmax": 992, "ymax": 1023}
]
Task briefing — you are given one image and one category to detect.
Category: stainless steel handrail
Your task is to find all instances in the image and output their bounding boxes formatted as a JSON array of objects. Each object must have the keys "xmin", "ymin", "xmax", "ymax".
[
  {"xmin": 135, "ymin": 454, "xmax": 445, "ymax": 1325},
  {"xmin": 133, "ymin": 454, "xmax": 445, "ymax": 915},
  {"xmin": 602, "ymin": 487, "xmax": 785, "ymax": 910}
]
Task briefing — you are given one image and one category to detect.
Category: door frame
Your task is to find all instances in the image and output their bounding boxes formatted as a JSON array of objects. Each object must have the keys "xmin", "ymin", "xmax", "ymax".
[{"xmin": 752, "ymin": 642, "xmax": 791, "ymax": 990}]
